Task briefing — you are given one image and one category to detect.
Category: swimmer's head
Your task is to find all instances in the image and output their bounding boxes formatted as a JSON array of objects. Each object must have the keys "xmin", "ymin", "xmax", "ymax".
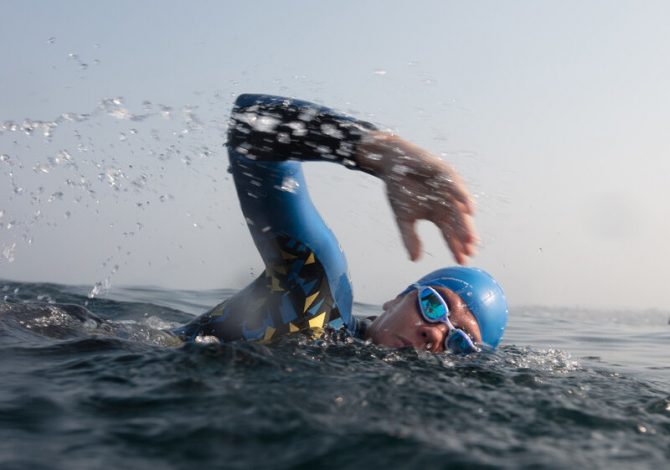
[
  {"xmin": 410, "ymin": 267, "xmax": 508, "ymax": 349},
  {"xmin": 366, "ymin": 267, "xmax": 508, "ymax": 352}
]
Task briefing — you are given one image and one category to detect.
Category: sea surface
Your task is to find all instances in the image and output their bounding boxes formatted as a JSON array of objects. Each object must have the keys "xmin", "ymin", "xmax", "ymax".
[{"xmin": 1, "ymin": 280, "xmax": 668, "ymax": 469}]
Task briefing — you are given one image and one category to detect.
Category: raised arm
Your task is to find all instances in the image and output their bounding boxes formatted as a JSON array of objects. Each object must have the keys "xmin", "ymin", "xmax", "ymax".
[{"xmin": 228, "ymin": 93, "xmax": 478, "ymax": 265}]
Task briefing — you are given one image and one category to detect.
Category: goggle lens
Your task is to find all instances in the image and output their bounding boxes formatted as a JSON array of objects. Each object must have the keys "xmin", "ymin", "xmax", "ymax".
[
  {"xmin": 416, "ymin": 286, "xmax": 477, "ymax": 354},
  {"xmin": 446, "ymin": 329, "xmax": 476, "ymax": 354},
  {"xmin": 418, "ymin": 288, "xmax": 448, "ymax": 321}
]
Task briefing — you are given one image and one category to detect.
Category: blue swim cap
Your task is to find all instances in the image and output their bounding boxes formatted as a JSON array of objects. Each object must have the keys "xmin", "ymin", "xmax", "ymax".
[{"xmin": 403, "ymin": 267, "xmax": 508, "ymax": 349}]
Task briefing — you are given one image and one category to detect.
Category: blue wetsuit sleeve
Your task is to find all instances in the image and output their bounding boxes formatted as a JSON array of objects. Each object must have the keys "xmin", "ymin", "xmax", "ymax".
[{"xmin": 227, "ymin": 94, "xmax": 378, "ymax": 333}]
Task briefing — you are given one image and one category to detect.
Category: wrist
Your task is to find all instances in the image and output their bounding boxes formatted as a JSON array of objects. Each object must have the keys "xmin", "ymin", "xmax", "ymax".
[{"xmin": 355, "ymin": 132, "xmax": 404, "ymax": 176}]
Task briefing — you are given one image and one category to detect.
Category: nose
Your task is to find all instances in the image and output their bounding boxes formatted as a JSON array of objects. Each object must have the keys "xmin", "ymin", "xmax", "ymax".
[{"xmin": 417, "ymin": 324, "xmax": 446, "ymax": 352}]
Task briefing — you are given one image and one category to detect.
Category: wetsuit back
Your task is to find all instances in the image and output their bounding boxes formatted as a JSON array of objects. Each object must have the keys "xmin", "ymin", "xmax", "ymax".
[{"xmin": 173, "ymin": 94, "xmax": 377, "ymax": 343}]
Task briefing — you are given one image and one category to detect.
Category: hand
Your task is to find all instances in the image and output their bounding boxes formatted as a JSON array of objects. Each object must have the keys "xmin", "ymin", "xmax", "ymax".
[{"xmin": 357, "ymin": 133, "xmax": 478, "ymax": 264}]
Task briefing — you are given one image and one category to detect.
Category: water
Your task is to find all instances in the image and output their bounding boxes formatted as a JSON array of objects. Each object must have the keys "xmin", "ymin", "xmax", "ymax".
[{"xmin": 1, "ymin": 281, "xmax": 668, "ymax": 469}]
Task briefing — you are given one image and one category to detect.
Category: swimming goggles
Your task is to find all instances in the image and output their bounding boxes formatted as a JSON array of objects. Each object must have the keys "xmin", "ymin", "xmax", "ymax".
[{"xmin": 416, "ymin": 285, "xmax": 478, "ymax": 354}]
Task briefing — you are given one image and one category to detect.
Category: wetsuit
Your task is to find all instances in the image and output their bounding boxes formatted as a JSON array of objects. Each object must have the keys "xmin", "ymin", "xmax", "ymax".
[{"xmin": 173, "ymin": 94, "xmax": 378, "ymax": 343}]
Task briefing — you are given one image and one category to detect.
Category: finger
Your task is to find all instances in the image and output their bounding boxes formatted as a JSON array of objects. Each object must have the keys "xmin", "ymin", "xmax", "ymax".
[
  {"xmin": 436, "ymin": 217, "xmax": 466, "ymax": 264},
  {"xmin": 448, "ymin": 180, "xmax": 475, "ymax": 215},
  {"xmin": 438, "ymin": 215, "xmax": 478, "ymax": 264},
  {"xmin": 445, "ymin": 229, "xmax": 467, "ymax": 265},
  {"xmin": 455, "ymin": 213, "xmax": 479, "ymax": 249},
  {"xmin": 439, "ymin": 165, "xmax": 475, "ymax": 215},
  {"xmin": 454, "ymin": 198, "xmax": 474, "ymax": 219},
  {"xmin": 396, "ymin": 217, "xmax": 422, "ymax": 261},
  {"xmin": 434, "ymin": 203, "xmax": 477, "ymax": 245}
]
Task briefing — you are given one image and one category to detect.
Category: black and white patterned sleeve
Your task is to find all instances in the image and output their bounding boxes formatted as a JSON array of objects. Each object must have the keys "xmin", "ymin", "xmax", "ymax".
[{"xmin": 227, "ymin": 94, "xmax": 378, "ymax": 171}]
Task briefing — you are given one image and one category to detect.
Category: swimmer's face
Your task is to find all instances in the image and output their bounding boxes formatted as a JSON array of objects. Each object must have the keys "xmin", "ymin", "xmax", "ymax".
[{"xmin": 366, "ymin": 286, "xmax": 481, "ymax": 353}]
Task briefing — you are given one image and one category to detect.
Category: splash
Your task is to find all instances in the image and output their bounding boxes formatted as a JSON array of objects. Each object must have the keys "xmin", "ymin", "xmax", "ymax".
[{"xmin": 0, "ymin": 91, "xmax": 233, "ymax": 288}]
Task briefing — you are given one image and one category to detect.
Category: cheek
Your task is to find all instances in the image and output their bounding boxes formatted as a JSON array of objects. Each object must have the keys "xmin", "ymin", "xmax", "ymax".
[
  {"xmin": 376, "ymin": 311, "xmax": 401, "ymax": 332},
  {"xmin": 386, "ymin": 307, "xmax": 423, "ymax": 332},
  {"xmin": 374, "ymin": 295, "xmax": 423, "ymax": 336}
]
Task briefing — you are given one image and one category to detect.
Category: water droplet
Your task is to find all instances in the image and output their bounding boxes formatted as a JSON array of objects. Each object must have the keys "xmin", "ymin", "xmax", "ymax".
[
  {"xmin": 88, "ymin": 282, "xmax": 103, "ymax": 298},
  {"xmin": 253, "ymin": 115, "xmax": 281, "ymax": 132},
  {"xmin": 33, "ymin": 163, "xmax": 50, "ymax": 174},
  {"xmin": 279, "ymin": 176, "xmax": 299, "ymax": 193},
  {"xmin": 47, "ymin": 37, "xmax": 56, "ymax": 44},
  {"xmin": 320, "ymin": 123, "xmax": 343, "ymax": 139},
  {"xmin": 195, "ymin": 335, "xmax": 220, "ymax": 345},
  {"xmin": 55, "ymin": 150, "xmax": 73, "ymax": 164},
  {"xmin": 100, "ymin": 97, "xmax": 134, "ymax": 120},
  {"xmin": 159, "ymin": 105, "xmax": 172, "ymax": 119},
  {"xmin": 391, "ymin": 164, "xmax": 411, "ymax": 176},
  {"xmin": 2, "ymin": 243, "xmax": 16, "ymax": 263},
  {"xmin": 110, "ymin": 108, "xmax": 131, "ymax": 120},
  {"xmin": 61, "ymin": 112, "xmax": 89, "ymax": 123},
  {"xmin": 2, "ymin": 121, "xmax": 18, "ymax": 132},
  {"xmin": 22, "ymin": 119, "xmax": 36, "ymax": 135},
  {"xmin": 48, "ymin": 191, "xmax": 64, "ymax": 203}
]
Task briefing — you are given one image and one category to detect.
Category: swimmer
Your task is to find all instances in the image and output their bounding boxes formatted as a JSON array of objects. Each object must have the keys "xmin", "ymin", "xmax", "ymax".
[{"xmin": 173, "ymin": 94, "xmax": 508, "ymax": 353}]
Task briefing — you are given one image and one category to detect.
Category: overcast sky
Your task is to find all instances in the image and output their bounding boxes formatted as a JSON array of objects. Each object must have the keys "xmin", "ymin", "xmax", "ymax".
[{"xmin": 2, "ymin": 0, "xmax": 670, "ymax": 310}]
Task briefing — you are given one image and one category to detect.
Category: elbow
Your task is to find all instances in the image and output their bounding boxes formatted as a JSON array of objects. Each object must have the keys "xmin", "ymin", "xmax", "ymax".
[
  {"xmin": 233, "ymin": 93, "xmax": 257, "ymax": 108},
  {"xmin": 233, "ymin": 93, "xmax": 279, "ymax": 109}
]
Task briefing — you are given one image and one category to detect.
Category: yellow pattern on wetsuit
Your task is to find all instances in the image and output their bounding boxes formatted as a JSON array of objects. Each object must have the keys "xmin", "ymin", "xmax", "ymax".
[{"xmin": 174, "ymin": 235, "xmax": 341, "ymax": 343}]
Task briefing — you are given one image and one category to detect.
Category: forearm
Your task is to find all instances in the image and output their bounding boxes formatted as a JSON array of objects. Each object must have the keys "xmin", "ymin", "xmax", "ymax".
[
  {"xmin": 227, "ymin": 94, "xmax": 379, "ymax": 171},
  {"xmin": 227, "ymin": 93, "xmax": 478, "ymax": 264},
  {"xmin": 356, "ymin": 132, "xmax": 428, "ymax": 176}
]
